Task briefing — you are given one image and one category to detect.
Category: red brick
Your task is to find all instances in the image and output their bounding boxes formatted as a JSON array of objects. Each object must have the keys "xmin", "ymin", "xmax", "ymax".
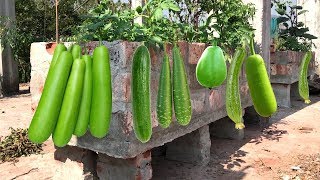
[
  {"xmin": 188, "ymin": 43, "xmax": 206, "ymax": 64},
  {"xmin": 122, "ymin": 111, "xmax": 133, "ymax": 135},
  {"xmin": 208, "ymin": 86, "xmax": 225, "ymax": 111},
  {"xmin": 123, "ymin": 41, "xmax": 141, "ymax": 68},
  {"xmin": 191, "ymin": 90, "xmax": 207, "ymax": 114},
  {"xmin": 113, "ymin": 73, "xmax": 131, "ymax": 102},
  {"xmin": 45, "ymin": 42, "xmax": 57, "ymax": 55}
]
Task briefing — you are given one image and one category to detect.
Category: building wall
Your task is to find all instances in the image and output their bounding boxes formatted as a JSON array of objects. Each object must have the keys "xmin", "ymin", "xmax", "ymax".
[
  {"xmin": 242, "ymin": 0, "xmax": 271, "ymax": 72},
  {"xmin": 298, "ymin": 0, "xmax": 320, "ymax": 74}
]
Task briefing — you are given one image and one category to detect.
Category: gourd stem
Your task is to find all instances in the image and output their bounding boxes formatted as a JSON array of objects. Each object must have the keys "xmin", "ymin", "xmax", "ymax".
[
  {"xmin": 99, "ymin": 38, "xmax": 102, "ymax": 46},
  {"xmin": 211, "ymin": 39, "xmax": 217, "ymax": 47},
  {"xmin": 250, "ymin": 37, "xmax": 255, "ymax": 55}
]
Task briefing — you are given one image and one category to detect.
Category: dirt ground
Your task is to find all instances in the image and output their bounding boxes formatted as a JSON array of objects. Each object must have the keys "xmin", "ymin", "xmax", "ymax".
[{"xmin": 1, "ymin": 84, "xmax": 320, "ymax": 179}]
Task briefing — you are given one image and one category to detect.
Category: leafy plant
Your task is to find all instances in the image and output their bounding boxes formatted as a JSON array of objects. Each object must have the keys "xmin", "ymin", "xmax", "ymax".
[
  {"xmin": 78, "ymin": 0, "xmax": 183, "ymax": 46},
  {"xmin": 169, "ymin": 0, "xmax": 255, "ymax": 51},
  {"xmin": 272, "ymin": 0, "xmax": 317, "ymax": 51}
]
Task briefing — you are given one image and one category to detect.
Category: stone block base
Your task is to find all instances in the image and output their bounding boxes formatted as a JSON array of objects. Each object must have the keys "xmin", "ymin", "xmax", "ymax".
[
  {"xmin": 165, "ymin": 125, "xmax": 211, "ymax": 165},
  {"xmin": 210, "ymin": 117, "xmax": 244, "ymax": 140},
  {"xmin": 244, "ymin": 106, "xmax": 270, "ymax": 128},
  {"xmin": 272, "ymin": 83, "xmax": 291, "ymax": 108},
  {"xmin": 97, "ymin": 151, "xmax": 152, "ymax": 180}
]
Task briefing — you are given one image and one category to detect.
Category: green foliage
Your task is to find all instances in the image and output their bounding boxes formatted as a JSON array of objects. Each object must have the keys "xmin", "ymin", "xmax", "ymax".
[
  {"xmin": 272, "ymin": 0, "xmax": 317, "ymax": 51},
  {"xmin": 169, "ymin": 0, "xmax": 255, "ymax": 51},
  {"xmin": 79, "ymin": 0, "xmax": 183, "ymax": 46},
  {"xmin": 11, "ymin": 0, "xmax": 97, "ymax": 83},
  {"xmin": 80, "ymin": 0, "xmax": 255, "ymax": 52}
]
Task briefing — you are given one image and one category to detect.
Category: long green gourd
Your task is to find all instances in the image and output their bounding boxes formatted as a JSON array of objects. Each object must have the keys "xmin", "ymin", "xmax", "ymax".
[
  {"xmin": 71, "ymin": 44, "xmax": 82, "ymax": 60},
  {"xmin": 131, "ymin": 44, "xmax": 152, "ymax": 143},
  {"xmin": 245, "ymin": 38, "xmax": 277, "ymax": 117},
  {"xmin": 89, "ymin": 45, "xmax": 112, "ymax": 138},
  {"xmin": 172, "ymin": 44, "xmax": 192, "ymax": 126},
  {"xmin": 298, "ymin": 51, "xmax": 312, "ymax": 104},
  {"xmin": 74, "ymin": 55, "xmax": 93, "ymax": 137},
  {"xmin": 226, "ymin": 47, "xmax": 246, "ymax": 129},
  {"xmin": 28, "ymin": 51, "xmax": 73, "ymax": 143},
  {"xmin": 53, "ymin": 58, "xmax": 86, "ymax": 147},
  {"xmin": 157, "ymin": 52, "xmax": 172, "ymax": 128}
]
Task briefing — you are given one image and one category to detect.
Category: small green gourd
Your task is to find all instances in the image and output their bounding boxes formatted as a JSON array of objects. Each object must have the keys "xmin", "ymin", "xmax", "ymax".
[
  {"xmin": 172, "ymin": 44, "xmax": 192, "ymax": 126},
  {"xmin": 298, "ymin": 51, "xmax": 312, "ymax": 104},
  {"xmin": 131, "ymin": 44, "xmax": 152, "ymax": 143},
  {"xmin": 226, "ymin": 47, "xmax": 246, "ymax": 129},
  {"xmin": 157, "ymin": 52, "xmax": 172, "ymax": 128}
]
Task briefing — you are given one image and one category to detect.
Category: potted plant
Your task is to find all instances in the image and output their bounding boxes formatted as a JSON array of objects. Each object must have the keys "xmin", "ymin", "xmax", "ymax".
[{"xmin": 270, "ymin": 0, "xmax": 317, "ymax": 107}]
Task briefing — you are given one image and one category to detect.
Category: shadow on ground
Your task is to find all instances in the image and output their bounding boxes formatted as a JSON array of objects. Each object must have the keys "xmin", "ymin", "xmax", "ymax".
[{"xmin": 152, "ymin": 95, "xmax": 320, "ymax": 179}]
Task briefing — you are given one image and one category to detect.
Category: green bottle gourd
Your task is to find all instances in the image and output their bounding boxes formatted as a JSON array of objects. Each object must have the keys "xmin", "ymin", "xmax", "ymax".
[
  {"xmin": 131, "ymin": 44, "xmax": 152, "ymax": 143},
  {"xmin": 245, "ymin": 38, "xmax": 277, "ymax": 117},
  {"xmin": 172, "ymin": 44, "xmax": 192, "ymax": 126},
  {"xmin": 156, "ymin": 52, "xmax": 172, "ymax": 128},
  {"xmin": 298, "ymin": 51, "xmax": 312, "ymax": 104},
  {"xmin": 90, "ymin": 45, "xmax": 112, "ymax": 138},
  {"xmin": 74, "ymin": 55, "xmax": 93, "ymax": 137},
  {"xmin": 226, "ymin": 47, "xmax": 246, "ymax": 129},
  {"xmin": 53, "ymin": 58, "xmax": 86, "ymax": 147},
  {"xmin": 71, "ymin": 44, "xmax": 82, "ymax": 60},
  {"xmin": 28, "ymin": 50, "xmax": 72, "ymax": 144},
  {"xmin": 196, "ymin": 44, "xmax": 227, "ymax": 88}
]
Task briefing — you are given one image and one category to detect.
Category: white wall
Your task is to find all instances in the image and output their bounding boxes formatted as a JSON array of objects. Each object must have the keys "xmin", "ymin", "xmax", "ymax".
[{"xmin": 298, "ymin": 0, "xmax": 320, "ymax": 74}]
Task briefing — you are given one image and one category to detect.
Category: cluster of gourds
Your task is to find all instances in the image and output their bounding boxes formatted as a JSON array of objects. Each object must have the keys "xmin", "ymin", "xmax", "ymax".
[
  {"xmin": 196, "ymin": 38, "xmax": 277, "ymax": 129},
  {"xmin": 132, "ymin": 44, "xmax": 192, "ymax": 143},
  {"xmin": 28, "ymin": 43, "xmax": 112, "ymax": 147},
  {"xmin": 29, "ymin": 36, "xmax": 313, "ymax": 145}
]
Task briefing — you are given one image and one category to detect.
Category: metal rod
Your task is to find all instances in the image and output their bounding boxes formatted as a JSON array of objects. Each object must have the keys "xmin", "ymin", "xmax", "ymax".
[{"xmin": 55, "ymin": 0, "xmax": 59, "ymax": 43}]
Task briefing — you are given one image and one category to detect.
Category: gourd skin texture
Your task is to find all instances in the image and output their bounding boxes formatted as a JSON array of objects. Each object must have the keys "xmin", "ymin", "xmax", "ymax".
[
  {"xmin": 173, "ymin": 45, "xmax": 192, "ymax": 126},
  {"xmin": 157, "ymin": 53, "xmax": 172, "ymax": 128},
  {"xmin": 245, "ymin": 54, "xmax": 277, "ymax": 117},
  {"xmin": 28, "ymin": 51, "xmax": 73, "ymax": 144},
  {"xmin": 53, "ymin": 58, "xmax": 86, "ymax": 147},
  {"xmin": 90, "ymin": 45, "xmax": 112, "ymax": 138},
  {"xmin": 48, "ymin": 44, "xmax": 67, "ymax": 74},
  {"xmin": 71, "ymin": 44, "xmax": 82, "ymax": 60},
  {"xmin": 299, "ymin": 51, "xmax": 312, "ymax": 104},
  {"xmin": 74, "ymin": 55, "xmax": 93, "ymax": 137},
  {"xmin": 226, "ymin": 48, "xmax": 246, "ymax": 129},
  {"xmin": 196, "ymin": 46, "xmax": 227, "ymax": 88},
  {"xmin": 131, "ymin": 45, "xmax": 152, "ymax": 143}
]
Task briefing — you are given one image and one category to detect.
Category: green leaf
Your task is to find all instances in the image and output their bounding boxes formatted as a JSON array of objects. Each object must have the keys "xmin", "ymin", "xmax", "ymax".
[
  {"xmin": 103, "ymin": 23, "xmax": 112, "ymax": 31},
  {"xmin": 277, "ymin": 16, "xmax": 289, "ymax": 23},
  {"xmin": 152, "ymin": 8, "xmax": 163, "ymax": 21},
  {"xmin": 276, "ymin": 8, "xmax": 286, "ymax": 15},
  {"xmin": 167, "ymin": 3, "xmax": 180, "ymax": 11},
  {"xmin": 297, "ymin": 22, "xmax": 304, "ymax": 27},
  {"xmin": 301, "ymin": 33, "xmax": 318, "ymax": 40},
  {"xmin": 291, "ymin": 5, "xmax": 303, "ymax": 10},
  {"xmin": 298, "ymin": 10, "xmax": 308, "ymax": 15}
]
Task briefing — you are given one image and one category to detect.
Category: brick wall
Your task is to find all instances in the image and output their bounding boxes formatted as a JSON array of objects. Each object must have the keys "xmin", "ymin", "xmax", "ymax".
[{"xmin": 30, "ymin": 41, "xmax": 252, "ymax": 158}]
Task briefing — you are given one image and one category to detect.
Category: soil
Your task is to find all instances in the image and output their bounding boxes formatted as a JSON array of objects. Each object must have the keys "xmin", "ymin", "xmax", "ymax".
[{"xmin": 1, "ymin": 83, "xmax": 320, "ymax": 179}]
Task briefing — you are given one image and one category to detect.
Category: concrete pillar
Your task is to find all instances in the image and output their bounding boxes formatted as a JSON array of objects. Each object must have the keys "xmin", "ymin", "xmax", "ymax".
[
  {"xmin": 0, "ymin": 0, "xmax": 19, "ymax": 96},
  {"xmin": 244, "ymin": 106, "xmax": 271, "ymax": 128},
  {"xmin": 242, "ymin": 0, "xmax": 271, "ymax": 73},
  {"xmin": 272, "ymin": 83, "xmax": 291, "ymax": 108},
  {"xmin": 210, "ymin": 117, "xmax": 244, "ymax": 140},
  {"xmin": 165, "ymin": 125, "xmax": 211, "ymax": 166},
  {"xmin": 96, "ymin": 151, "xmax": 152, "ymax": 180}
]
